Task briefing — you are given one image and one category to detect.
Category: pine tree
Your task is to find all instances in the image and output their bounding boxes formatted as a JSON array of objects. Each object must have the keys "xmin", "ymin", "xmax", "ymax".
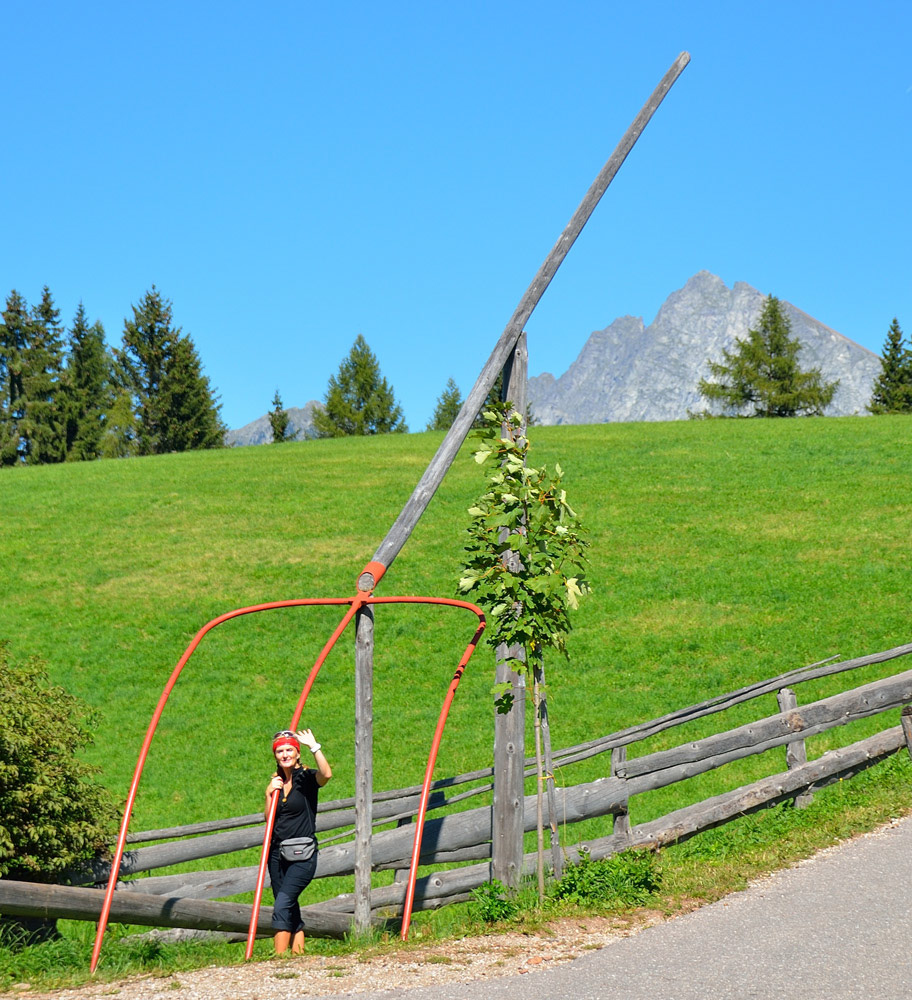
[
  {"xmin": 118, "ymin": 287, "xmax": 224, "ymax": 454},
  {"xmin": 313, "ymin": 335, "xmax": 408, "ymax": 437},
  {"xmin": 64, "ymin": 304, "xmax": 114, "ymax": 462},
  {"xmin": 427, "ymin": 377, "xmax": 463, "ymax": 431},
  {"xmin": 118, "ymin": 287, "xmax": 174, "ymax": 454},
  {"xmin": 18, "ymin": 287, "xmax": 68, "ymax": 464},
  {"xmin": 868, "ymin": 318, "xmax": 912, "ymax": 414},
  {"xmin": 697, "ymin": 295, "xmax": 839, "ymax": 417},
  {"xmin": 269, "ymin": 389, "xmax": 291, "ymax": 442},
  {"xmin": 0, "ymin": 290, "xmax": 30, "ymax": 465},
  {"xmin": 157, "ymin": 335, "xmax": 225, "ymax": 451}
]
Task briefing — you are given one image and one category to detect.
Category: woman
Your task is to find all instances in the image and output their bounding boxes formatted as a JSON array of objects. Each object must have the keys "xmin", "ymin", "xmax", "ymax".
[{"xmin": 265, "ymin": 728, "xmax": 332, "ymax": 954}]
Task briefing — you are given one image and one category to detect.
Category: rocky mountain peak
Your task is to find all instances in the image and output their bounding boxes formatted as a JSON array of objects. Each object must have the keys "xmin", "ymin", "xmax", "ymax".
[{"xmin": 528, "ymin": 272, "xmax": 879, "ymax": 425}]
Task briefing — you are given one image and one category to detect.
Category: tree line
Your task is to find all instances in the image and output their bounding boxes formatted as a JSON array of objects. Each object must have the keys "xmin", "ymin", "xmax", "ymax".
[
  {"xmin": 275, "ymin": 308, "xmax": 912, "ymax": 442},
  {"xmin": 6, "ymin": 284, "xmax": 908, "ymax": 466},
  {"xmin": 0, "ymin": 286, "xmax": 223, "ymax": 466}
]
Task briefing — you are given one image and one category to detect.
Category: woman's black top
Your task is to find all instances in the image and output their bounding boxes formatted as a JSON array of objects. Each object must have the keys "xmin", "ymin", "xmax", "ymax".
[{"xmin": 271, "ymin": 767, "xmax": 319, "ymax": 846}]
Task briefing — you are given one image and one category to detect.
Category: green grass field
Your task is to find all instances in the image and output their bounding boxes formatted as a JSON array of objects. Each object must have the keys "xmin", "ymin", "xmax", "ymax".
[
  {"xmin": 2, "ymin": 414, "xmax": 912, "ymax": 988},
  {"xmin": 2, "ymin": 415, "xmax": 910, "ymax": 826}
]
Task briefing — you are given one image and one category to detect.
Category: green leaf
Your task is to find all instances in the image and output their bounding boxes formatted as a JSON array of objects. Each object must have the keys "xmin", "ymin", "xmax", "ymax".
[{"xmin": 565, "ymin": 577, "xmax": 584, "ymax": 610}]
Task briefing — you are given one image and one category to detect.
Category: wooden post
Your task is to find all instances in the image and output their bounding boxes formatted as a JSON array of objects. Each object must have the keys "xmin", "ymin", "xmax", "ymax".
[
  {"xmin": 901, "ymin": 704, "xmax": 912, "ymax": 761},
  {"xmin": 493, "ymin": 651, "xmax": 525, "ymax": 889},
  {"xmin": 777, "ymin": 687, "xmax": 813, "ymax": 807},
  {"xmin": 534, "ymin": 658, "xmax": 562, "ymax": 877},
  {"xmin": 354, "ymin": 597, "xmax": 374, "ymax": 933},
  {"xmin": 393, "ymin": 816, "xmax": 413, "ymax": 883},
  {"xmin": 610, "ymin": 746, "xmax": 631, "ymax": 841},
  {"xmin": 492, "ymin": 334, "xmax": 528, "ymax": 889},
  {"xmin": 366, "ymin": 54, "xmax": 690, "ymax": 578}
]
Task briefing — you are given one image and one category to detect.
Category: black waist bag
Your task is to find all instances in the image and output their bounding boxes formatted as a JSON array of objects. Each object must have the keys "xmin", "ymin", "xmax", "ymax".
[{"xmin": 279, "ymin": 836, "xmax": 316, "ymax": 862}]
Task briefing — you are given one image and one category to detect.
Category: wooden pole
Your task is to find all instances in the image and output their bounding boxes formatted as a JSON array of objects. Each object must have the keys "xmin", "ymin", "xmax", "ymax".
[
  {"xmin": 0, "ymin": 880, "xmax": 354, "ymax": 939},
  {"xmin": 366, "ymin": 52, "xmax": 691, "ymax": 578},
  {"xmin": 532, "ymin": 669, "xmax": 545, "ymax": 898},
  {"xmin": 492, "ymin": 334, "xmax": 528, "ymax": 889},
  {"xmin": 354, "ymin": 597, "xmax": 374, "ymax": 933},
  {"xmin": 610, "ymin": 746, "xmax": 631, "ymax": 841},
  {"xmin": 901, "ymin": 704, "xmax": 912, "ymax": 761},
  {"xmin": 393, "ymin": 816, "xmax": 413, "ymax": 883},
  {"xmin": 534, "ymin": 658, "xmax": 562, "ymax": 878},
  {"xmin": 777, "ymin": 687, "xmax": 813, "ymax": 807}
]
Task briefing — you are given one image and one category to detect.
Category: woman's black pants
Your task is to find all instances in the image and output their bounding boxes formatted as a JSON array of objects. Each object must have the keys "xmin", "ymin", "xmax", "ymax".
[{"xmin": 268, "ymin": 848, "xmax": 318, "ymax": 933}]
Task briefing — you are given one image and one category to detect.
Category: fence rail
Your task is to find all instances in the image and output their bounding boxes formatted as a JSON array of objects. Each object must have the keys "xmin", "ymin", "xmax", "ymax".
[{"xmin": 12, "ymin": 641, "xmax": 912, "ymax": 935}]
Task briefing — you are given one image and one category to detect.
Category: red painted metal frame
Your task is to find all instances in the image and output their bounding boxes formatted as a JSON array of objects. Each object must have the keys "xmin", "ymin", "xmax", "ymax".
[
  {"xmin": 389, "ymin": 599, "xmax": 485, "ymax": 940},
  {"xmin": 90, "ymin": 579, "xmax": 484, "ymax": 972}
]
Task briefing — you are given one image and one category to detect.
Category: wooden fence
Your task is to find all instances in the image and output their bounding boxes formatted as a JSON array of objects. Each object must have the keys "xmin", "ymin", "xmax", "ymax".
[{"xmin": 4, "ymin": 639, "xmax": 911, "ymax": 936}]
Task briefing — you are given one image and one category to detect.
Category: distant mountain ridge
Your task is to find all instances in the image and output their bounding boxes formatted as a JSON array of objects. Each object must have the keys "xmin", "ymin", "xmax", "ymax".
[
  {"xmin": 225, "ymin": 402, "xmax": 320, "ymax": 446},
  {"xmin": 226, "ymin": 273, "xmax": 882, "ymax": 442},
  {"xmin": 528, "ymin": 271, "xmax": 880, "ymax": 424}
]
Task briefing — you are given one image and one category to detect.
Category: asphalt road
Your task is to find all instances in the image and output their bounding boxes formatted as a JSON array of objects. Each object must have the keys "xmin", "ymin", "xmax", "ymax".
[{"xmin": 305, "ymin": 816, "xmax": 912, "ymax": 1000}]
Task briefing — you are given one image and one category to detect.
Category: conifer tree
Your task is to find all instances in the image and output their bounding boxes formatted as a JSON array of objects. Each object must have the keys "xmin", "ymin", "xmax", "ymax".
[
  {"xmin": 0, "ymin": 290, "xmax": 30, "ymax": 465},
  {"xmin": 427, "ymin": 377, "xmax": 463, "ymax": 431},
  {"xmin": 868, "ymin": 318, "xmax": 911, "ymax": 414},
  {"xmin": 157, "ymin": 335, "xmax": 225, "ymax": 451},
  {"xmin": 64, "ymin": 304, "xmax": 114, "ymax": 462},
  {"xmin": 269, "ymin": 389, "xmax": 291, "ymax": 442},
  {"xmin": 118, "ymin": 287, "xmax": 173, "ymax": 454},
  {"xmin": 698, "ymin": 295, "xmax": 839, "ymax": 417},
  {"xmin": 118, "ymin": 287, "xmax": 224, "ymax": 454},
  {"xmin": 20, "ymin": 287, "xmax": 68, "ymax": 464},
  {"xmin": 313, "ymin": 335, "xmax": 408, "ymax": 437}
]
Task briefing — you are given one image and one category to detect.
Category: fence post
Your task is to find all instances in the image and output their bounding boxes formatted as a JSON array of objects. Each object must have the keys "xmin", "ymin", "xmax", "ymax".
[
  {"xmin": 393, "ymin": 816, "xmax": 412, "ymax": 883},
  {"xmin": 492, "ymin": 334, "xmax": 528, "ymax": 890},
  {"xmin": 611, "ymin": 746, "xmax": 631, "ymax": 841},
  {"xmin": 901, "ymin": 705, "xmax": 912, "ymax": 761},
  {"xmin": 354, "ymin": 598, "xmax": 375, "ymax": 933},
  {"xmin": 534, "ymin": 658, "xmax": 562, "ymax": 878},
  {"xmin": 777, "ymin": 687, "xmax": 813, "ymax": 807}
]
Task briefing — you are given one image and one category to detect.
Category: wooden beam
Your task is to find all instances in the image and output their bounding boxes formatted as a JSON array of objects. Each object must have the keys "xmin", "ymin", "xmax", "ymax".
[
  {"xmin": 367, "ymin": 52, "xmax": 690, "ymax": 576},
  {"xmin": 550, "ymin": 643, "xmax": 912, "ymax": 770},
  {"xmin": 311, "ymin": 725, "xmax": 907, "ymax": 917},
  {"xmin": 492, "ymin": 333, "xmax": 528, "ymax": 890},
  {"xmin": 902, "ymin": 704, "xmax": 912, "ymax": 761},
  {"xmin": 0, "ymin": 881, "xmax": 355, "ymax": 939},
  {"xmin": 621, "ymin": 667, "xmax": 912, "ymax": 780},
  {"xmin": 79, "ymin": 665, "xmax": 912, "ymax": 888},
  {"xmin": 122, "ymin": 640, "xmax": 912, "ymax": 849},
  {"xmin": 777, "ymin": 687, "xmax": 813, "ymax": 807},
  {"xmin": 623, "ymin": 726, "xmax": 905, "ymax": 852},
  {"xmin": 611, "ymin": 746, "xmax": 631, "ymax": 841}
]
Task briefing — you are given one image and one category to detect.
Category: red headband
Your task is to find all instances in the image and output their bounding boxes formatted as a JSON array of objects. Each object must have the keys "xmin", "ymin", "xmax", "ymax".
[{"xmin": 272, "ymin": 735, "xmax": 300, "ymax": 754}]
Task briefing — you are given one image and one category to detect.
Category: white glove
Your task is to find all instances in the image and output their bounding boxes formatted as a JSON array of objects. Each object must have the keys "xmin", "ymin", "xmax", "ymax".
[{"xmin": 298, "ymin": 729, "xmax": 321, "ymax": 753}]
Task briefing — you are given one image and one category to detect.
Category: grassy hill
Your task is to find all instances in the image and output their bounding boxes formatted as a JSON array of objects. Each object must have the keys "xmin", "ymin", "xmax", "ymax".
[{"xmin": 2, "ymin": 415, "xmax": 911, "ymax": 833}]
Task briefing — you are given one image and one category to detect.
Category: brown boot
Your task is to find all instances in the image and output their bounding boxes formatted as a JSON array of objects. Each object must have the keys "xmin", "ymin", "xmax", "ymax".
[
  {"xmin": 274, "ymin": 931, "xmax": 292, "ymax": 955},
  {"xmin": 291, "ymin": 930, "xmax": 305, "ymax": 954}
]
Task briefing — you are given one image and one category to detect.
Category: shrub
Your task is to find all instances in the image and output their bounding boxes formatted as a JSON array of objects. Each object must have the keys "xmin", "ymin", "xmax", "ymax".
[
  {"xmin": 553, "ymin": 850, "xmax": 661, "ymax": 908},
  {"xmin": 0, "ymin": 642, "xmax": 117, "ymax": 879},
  {"xmin": 469, "ymin": 879, "xmax": 519, "ymax": 923}
]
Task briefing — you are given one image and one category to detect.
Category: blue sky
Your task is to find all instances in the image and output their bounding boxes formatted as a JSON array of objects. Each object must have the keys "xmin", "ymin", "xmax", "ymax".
[{"xmin": 4, "ymin": 1, "xmax": 910, "ymax": 431}]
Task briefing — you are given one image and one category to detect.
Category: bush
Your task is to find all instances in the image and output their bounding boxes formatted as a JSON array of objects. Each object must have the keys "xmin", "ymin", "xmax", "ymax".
[
  {"xmin": 0, "ymin": 642, "xmax": 117, "ymax": 879},
  {"xmin": 552, "ymin": 850, "xmax": 661, "ymax": 908},
  {"xmin": 469, "ymin": 879, "xmax": 519, "ymax": 923}
]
